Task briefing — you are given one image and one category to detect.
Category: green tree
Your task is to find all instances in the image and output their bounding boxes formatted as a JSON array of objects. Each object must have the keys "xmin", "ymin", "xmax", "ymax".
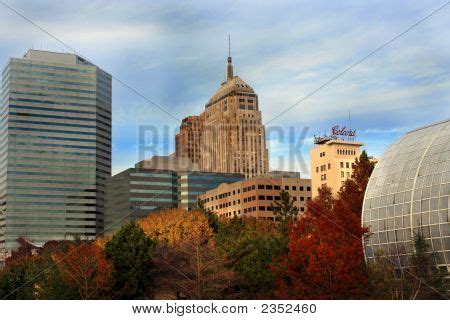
[
  {"xmin": 408, "ymin": 230, "xmax": 448, "ymax": 299},
  {"xmin": 216, "ymin": 217, "xmax": 287, "ymax": 298},
  {"xmin": 0, "ymin": 256, "xmax": 41, "ymax": 300},
  {"xmin": 271, "ymin": 190, "xmax": 298, "ymax": 234},
  {"xmin": 105, "ymin": 222, "xmax": 155, "ymax": 299}
]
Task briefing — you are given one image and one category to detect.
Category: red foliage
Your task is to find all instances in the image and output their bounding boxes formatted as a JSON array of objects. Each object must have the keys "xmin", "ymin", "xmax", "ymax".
[
  {"xmin": 53, "ymin": 242, "xmax": 111, "ymax": 299},
  {"xmin": 275, "ymin": 187, "xmax": 369, "ymax": 299}
]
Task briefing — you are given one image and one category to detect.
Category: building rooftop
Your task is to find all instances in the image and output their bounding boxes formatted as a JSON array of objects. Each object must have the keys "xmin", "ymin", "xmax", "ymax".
[{"xmin": 23, "ymin": 49, "xmax": 94, "ymax": 66}]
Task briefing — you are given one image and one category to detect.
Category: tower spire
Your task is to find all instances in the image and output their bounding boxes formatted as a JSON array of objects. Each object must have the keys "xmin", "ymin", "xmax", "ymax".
[{"xmin": 227, "ymin": 35, "xmax": 233, "ymax": 80}]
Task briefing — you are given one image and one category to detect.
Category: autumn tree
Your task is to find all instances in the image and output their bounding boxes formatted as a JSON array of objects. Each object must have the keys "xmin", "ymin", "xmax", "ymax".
[
  {"xmin": 338, "ymin": 150, "xmax": 374, "ymax": 216},
  {"xmin": 139, "ymin": 209, "xmax": 234, "ymax": 299},
  {"xmin": 53, "ymin": 242, "xmax": 111, "ymax": 299},
  {"xmin": 275, "ymin": 186, "xmax": 369, "ymax": 299},
  {"xmin": 105, "ymin": 222, "xmax": 155, "ymax": 299}
]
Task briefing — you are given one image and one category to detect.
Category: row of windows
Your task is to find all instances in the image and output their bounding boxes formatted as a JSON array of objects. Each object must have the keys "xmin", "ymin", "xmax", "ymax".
[
  {"xmin": 316, "ymin": 163, "xmax": 331, "ymax": 173},
  {"xmin": 11, "ymin": 61, "xmax": 95, "ymax": 74},
  {"xmin": 338, "ymin": 149, "xmax": 357, "ymax": 156},
  {"xmin": 9, "ymin": 83, "xmax": 96, "ymax": 95},
  {"xmin": 203, "ymin": 184, "xmax": 311, "ymax": 202},
  {"xmin": 8, "ymin": 75, "xmax": 95, "ymax": 89}
]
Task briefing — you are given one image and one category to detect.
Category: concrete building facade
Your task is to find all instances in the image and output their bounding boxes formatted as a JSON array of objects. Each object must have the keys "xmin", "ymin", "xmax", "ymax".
[
  {"xmin": 0, "ymin": 50, "xmax": 112, "ymax": 264},
  {"xmin": 199, "ymin": 172, "xmax": 311, "ymax": 220},
  {"xmin": 310, "ymin": 135, "xmax": 363, "ymax": 198},
  {"xmin": 175, "ymin": 55, "xmax": 269, "ymax": 178},
  {"xmin": 175, "ymin": 116, "xmax": 202, "ymax": 165}
]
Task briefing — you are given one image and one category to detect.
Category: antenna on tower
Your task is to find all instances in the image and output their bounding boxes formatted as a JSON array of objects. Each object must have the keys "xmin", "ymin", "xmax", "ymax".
[
  {"xmin": 228, "ymin": 34, "xmax": 231, "ymax": 57},
  {"xmin": 349, "ymin": 109, "xmax": 352, "ymax": 131}
]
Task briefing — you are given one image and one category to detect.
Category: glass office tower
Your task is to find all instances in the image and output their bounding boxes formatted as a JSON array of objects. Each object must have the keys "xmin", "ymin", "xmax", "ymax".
[{"xmin": 0, "ymin": 50, "xmax": 111, "ymax": 264}]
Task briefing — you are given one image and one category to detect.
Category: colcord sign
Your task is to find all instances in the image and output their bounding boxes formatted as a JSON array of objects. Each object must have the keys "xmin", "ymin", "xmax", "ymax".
[{"xmin": 331, "ymin": 125, "xmax": 356, "ymax": 138}]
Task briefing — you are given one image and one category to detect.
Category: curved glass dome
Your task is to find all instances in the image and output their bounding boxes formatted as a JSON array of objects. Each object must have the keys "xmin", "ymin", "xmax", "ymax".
[{"xmin": 362, "ymin": 119, "xmax": 450, "ymax": 271}]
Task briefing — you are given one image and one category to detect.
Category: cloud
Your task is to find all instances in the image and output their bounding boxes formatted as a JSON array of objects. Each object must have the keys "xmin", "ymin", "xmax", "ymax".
[{"xmin": 1, "ymin": 0, "xmax": 449, "ymax": 173}]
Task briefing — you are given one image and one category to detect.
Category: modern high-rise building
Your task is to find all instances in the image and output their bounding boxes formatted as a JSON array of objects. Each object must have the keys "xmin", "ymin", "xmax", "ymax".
[
  {"xmin": 175, "ymin": 116, "xmax": 202, "ymax": 165},
  {"xmin": 310, "ymin": 128, "xmax": 363, "ymax": 198},
  {"xmin": 0, "ymin": 50, "xmax": 112, "ymax": 264},
  {"xmin": 176, "ymin": 54, "xmax": 269, "ymax": 178}
]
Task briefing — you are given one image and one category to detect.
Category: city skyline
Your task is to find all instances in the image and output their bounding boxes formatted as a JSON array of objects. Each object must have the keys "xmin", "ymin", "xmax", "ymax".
[{"xmin": 1, "ymin": 1, "xmax": 449, "ymax": 177}]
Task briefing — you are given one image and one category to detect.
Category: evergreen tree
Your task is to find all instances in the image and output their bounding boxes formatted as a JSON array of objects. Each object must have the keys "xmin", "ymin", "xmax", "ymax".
[
  {"xmin": 271, "ymin": 190, "xmax": 298, "ymax": 234},
  {"xmin": 408, "ymin": 230, "xmax": 448, "ymax": 299},
  {"xmin": 105, "ymin": 222, "xmax": 155, "ymax": 299}
]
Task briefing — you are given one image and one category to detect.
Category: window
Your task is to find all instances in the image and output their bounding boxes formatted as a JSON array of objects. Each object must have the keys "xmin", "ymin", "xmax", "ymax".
[
  {"xmin": 292, "ymin": 186, "xmax": 297, "ymax": 191},
  {"xmin": 328, "ymin": 163, "xmax": 331, "ymax": 169},
  {"xmin": 267, "ymin": 195, "xmax": 273, "ymax": 200},
  {"xmin": 259, "ymin": 206, "xmax": 266, "ymax": 211},
  {"xmin": 266, "ymin": 185, "xmax": 273, "ymax": 190},
  {"xmin": 300, "ymin": 197, "xmax": 305, "ymax": 201},
  {"xmin": 274, "ymin": 185, "xmax": 280, "ymax": 190},
  {"xmin": 258, "ymin": 195, "xmax": 265, "ymax": 200},
  {"xmin": 258, "ymin": 184, "xmax": 264, "ymax": 189},
  {"xmin": 275, "ymin": 196, "xmax": 281, "ymax": 201},
  {"xmin": 340, "ymin": 162, "xmax": 344, "ymax": 168},
  {"xmin": 316, "ymin": 167, "xmax": 319, "ymax": 173},
  {"xmin": 300, "ymin": 207, "xmax": 305, "ymax": 212},
  {"xmin": 346, "ymin": 162, "xmax": 350, "ymax": 168},
  {"xmin": 300, "ymin": 186, "xmax": 304, "ymax": 191},
  {"xmin": 307, "ymin": 187, "xmax": 311, "ymax": 192},
  {"xmin": 341, "ymin": 171, "xmax": 344, "ymax": 178},
  {"xmin": 285, "ymin": 186, "xmax": 290, "ymax": 190}
]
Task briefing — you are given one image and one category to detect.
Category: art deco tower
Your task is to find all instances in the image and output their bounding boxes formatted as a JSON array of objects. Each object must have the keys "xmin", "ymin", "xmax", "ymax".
[{"xmin": 199, "ymin": 54, "xmax": 269, "ymax": 178}]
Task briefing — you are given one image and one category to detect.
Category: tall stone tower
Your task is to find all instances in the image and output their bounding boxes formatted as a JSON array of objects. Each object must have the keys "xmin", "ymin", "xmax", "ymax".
[{"xmin": 199, "ymin": 55, "xmax": 269, "ymax": 178}]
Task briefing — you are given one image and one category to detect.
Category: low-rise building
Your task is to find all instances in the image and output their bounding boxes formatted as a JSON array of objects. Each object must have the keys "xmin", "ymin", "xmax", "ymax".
[
  {"xmin": 105, "ymin": 156, "xmax": 243, "ymax": 231},
  {"xmin": 199, "ymin": 172, "xmax": 311, "ymax": 220}
]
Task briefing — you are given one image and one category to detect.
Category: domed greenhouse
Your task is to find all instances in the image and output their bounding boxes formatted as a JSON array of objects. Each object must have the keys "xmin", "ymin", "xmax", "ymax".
[{"xmin": 362, "ymin": 119, "xmax": 450, "ymax": 272}]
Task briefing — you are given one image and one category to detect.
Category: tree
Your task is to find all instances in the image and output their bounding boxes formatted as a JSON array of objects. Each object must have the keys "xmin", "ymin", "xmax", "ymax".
[
  {"xmin": 0, "ymin": 255, "xmax": 42, "ymax": 300},
  {"xmin": 105, "ymin": 222, "xmax": 155, "ymax": 299},
  {"xmin": 139, "ymin": 209, "xmax": 234, "ymax": 299},
  {"xmin": 216, "ymin": 217, "xmax": 287, "ymax": 298},
  {"xmin": 407, "ymin": 230, "xmax": 448, "ymax": 299},
  {"xmin": 367, "ymin": 252, "xmax": 404, "ymax": 299},
  {"xmin": 138, "ymin": 208, "xmax": 214, "ymax": 246},
  {"xmin": 194, "ymin": 198, "xmax": 219, "ymax": 233},
  {"xmin": 275, "ymin": 186, "xmax": 370, "ymax": 299},
  {"xmin": 271, "ymin": 190, "xmax": 299, "ymax": 235},
  {"xmin": 53, "ymin": 242, "xmax": 111, "ymax": 299},
  {"xmin": 338, "ymin": 150, "xmax": 375, "ymax": 217}
]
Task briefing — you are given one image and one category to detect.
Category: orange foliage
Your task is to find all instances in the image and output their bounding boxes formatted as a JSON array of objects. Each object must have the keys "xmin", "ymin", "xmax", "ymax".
[
  {"xmin": 275, "ymin": 187, "xmax": 369, "ymax": 299},
  {"xmin": 53, "ymin": 242, "xmax": 111, "ymax": 299},
  {"xmin": 138, "ymin": 208, "xmax": 213, "ymax": 246}
]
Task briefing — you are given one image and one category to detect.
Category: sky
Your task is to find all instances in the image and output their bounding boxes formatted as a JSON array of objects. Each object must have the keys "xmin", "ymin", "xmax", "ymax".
[{"xmin": 0, "ymin": 0, "xmax": 449, "ymax": 176}]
